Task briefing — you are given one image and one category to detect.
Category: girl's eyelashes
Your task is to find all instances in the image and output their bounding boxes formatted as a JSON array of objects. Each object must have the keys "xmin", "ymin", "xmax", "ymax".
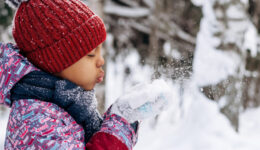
[
  {"xmin": 87, "ymin": 49, "xmax": 97, "ymax": 57},
  {"xmin": 87, "ymin": 54, "xmax": 95, "ymax": 57}
]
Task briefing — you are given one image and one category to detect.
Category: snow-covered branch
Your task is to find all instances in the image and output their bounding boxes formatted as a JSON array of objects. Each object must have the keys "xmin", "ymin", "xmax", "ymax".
[
  {"xmin": 104, "ymin": 2, "xmax": 150, "ymax": 18},
  {"xmin": 129, "ymin": 20, "xmax": 196, "ymax": 45},
  {"xmin": 116, "ymin": 0, "xmax": 139, "ymax": 7},
  {"xmin": 143, "ymin": 0, "xmax": 155, "ymax": 8}
]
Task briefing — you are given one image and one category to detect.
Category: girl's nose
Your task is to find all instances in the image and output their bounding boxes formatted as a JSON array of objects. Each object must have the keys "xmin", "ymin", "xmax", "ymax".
[{"xmin": 97, "ymin": 55, "xmax": 105, "ymax": 68}]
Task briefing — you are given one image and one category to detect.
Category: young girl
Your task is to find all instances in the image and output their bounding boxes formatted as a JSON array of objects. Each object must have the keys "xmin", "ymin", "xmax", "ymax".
[{"xmin": 0, "ymin": 0, "xmax": 171, "ymax": 149}]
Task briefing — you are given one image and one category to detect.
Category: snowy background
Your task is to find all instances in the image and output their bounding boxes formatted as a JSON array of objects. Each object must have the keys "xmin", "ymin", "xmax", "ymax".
[
  {"xmin": 104, "ymin": 39, "xmax": 260, "ymax": 150},
  {"xmin": 1, "ymin": 0, "xmax": 260, "ymax": 149}
]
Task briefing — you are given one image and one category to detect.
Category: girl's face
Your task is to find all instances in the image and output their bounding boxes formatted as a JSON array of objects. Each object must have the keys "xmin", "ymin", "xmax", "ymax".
[{"xmin": 55, "ymin": 45, "xmax": 105, "ymax": 91}]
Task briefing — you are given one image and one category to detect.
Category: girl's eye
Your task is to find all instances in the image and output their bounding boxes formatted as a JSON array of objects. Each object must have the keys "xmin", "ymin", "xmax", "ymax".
[{"xmin": 87, "ymin": 54, "xmax": 95, "ymax": 57}]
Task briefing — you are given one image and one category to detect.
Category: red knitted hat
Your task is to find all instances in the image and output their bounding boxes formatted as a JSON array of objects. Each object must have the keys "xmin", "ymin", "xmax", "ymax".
[{"xmin": 8, "ymin": 0, "xmax": 106, "ymax": 73}]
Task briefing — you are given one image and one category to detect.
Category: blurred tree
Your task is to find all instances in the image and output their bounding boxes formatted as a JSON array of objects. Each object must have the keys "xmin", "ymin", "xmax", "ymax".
[
  {"xmin": 0, "ymin": 2, "xmax": 13, "ymax": 113},
  {"xmin": 103, "ymin": 0, "xmax": 202, "ymax": 81},
  {"xmin": 193, "ymin": 0, "xmax": 251, "ymax": 132},
  {"xmin": 0, "ymin": 1, "xmax": 14, "ymax": 41},
  {"xmin": 249, "ymin": 0, "xmax": 260, "ymax": 33},
  {"xmin": 241, "ymin": 0, "xmax": 260, "ymax": 109}
]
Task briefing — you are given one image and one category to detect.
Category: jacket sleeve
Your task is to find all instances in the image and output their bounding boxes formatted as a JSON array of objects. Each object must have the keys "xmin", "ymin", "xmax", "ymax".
[{"xmin": 86, "ymin": 108, "xmax": 138, "ymax": 150}]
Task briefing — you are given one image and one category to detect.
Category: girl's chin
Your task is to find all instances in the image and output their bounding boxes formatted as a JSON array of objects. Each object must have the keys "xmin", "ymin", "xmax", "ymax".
[{"xmin": 82, "ymin": 84, "xmax": 95, "ymax": 91}]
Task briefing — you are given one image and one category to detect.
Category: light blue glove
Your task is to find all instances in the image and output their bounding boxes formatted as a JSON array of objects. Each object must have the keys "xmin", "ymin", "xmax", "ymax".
[{"xmin": 110, "ymin": 79, "xmax": 172, "ymax": 123}]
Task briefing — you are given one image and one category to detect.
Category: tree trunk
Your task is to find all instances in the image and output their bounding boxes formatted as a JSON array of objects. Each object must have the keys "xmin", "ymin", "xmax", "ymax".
[{"xmin": 149, "ymin": 0, "xmax": 160, "ymax": 80}]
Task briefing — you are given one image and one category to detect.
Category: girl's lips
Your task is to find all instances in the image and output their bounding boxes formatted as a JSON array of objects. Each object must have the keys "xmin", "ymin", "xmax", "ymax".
[{"xmin": 97, "ymin": 73, "xmax": 104, "ymax": 83}]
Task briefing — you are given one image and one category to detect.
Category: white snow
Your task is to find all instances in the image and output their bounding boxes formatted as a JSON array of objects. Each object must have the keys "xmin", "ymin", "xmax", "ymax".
[
  {"xmin": 135, "ymin": 81, "xmax": 260, "ymax": 150},
  {"xmin": 191, "ymin": 0, "xmax": 205, "ymax": 7},
  {"xmin": 163, "ymin": 42, "xmax": 181, "ymax": 60},
  {"xmin": 0, "ymin": 107, "xmax": 10, "ymax": 149},
  {"xmin": 192, "ymin": 0, "xmax": 252, "ymax": 86},
  {"xmin": 192, "ymin": 19, "xmax": 241, "ymax": 86},
  {"xmin": 226, "ymin": 4, "xmax": 247, "ymax": 19},
  {"xmin": 244, "ymin": 23, "xmax": 258, "ymax": 57}
]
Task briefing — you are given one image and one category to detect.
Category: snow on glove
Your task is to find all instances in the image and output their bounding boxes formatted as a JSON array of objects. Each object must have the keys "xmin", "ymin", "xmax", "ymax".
[{"xmin": 110, "ymin": 79, "xmax": 172, "ymax": 123}]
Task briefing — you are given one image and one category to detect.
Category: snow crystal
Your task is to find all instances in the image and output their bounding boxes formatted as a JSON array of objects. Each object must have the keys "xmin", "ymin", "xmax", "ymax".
[
  {"xmin": 105, "ymin": 49, "xmax": 153, "ymax": 108},
  {"xmin": 56, "ymin": 81, "xmax": 99, "ymax": 115}
]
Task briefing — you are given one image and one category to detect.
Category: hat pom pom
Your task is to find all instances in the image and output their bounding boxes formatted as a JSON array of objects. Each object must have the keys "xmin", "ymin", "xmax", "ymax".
[{"xmin": 5, "ymin": 0, "xmax": 29, "ymax": 9}]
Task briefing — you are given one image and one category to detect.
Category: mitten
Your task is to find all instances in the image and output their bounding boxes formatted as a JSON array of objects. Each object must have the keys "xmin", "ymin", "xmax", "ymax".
[{"xmin": 110, "ymin": 79, "xmax": 172, "ymax": 123}]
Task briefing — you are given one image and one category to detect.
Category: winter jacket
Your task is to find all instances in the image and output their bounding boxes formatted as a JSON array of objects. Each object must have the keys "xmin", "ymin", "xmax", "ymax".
[
  {"xmin": 0, "ymin": 43, "xmax": 137, "ymax": 150},
  {"xmin": 10, "ymin": 70, "xmax": 103, "ymax": 143}
]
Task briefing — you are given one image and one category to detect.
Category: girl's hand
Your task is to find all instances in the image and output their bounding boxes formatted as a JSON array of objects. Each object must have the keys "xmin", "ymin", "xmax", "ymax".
[{"xmin": 110, "ymin": 79, "xmax": 172, "ymax": 123}]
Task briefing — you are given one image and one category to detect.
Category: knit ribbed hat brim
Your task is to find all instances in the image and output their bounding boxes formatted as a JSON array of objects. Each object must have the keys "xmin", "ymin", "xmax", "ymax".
[
  {"xmin": 26, "ymin": 15, "xmax": 106, "ymax": 73},
  {"xmin": 12, "ymin": 0, "xmax": 107, "ymax": 73}
]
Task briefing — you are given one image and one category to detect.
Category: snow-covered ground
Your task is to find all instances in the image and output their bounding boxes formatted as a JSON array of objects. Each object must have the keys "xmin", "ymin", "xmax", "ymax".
[{"xmin": 135, "ymin": 83, "xmax": 260, "ymax": 150}]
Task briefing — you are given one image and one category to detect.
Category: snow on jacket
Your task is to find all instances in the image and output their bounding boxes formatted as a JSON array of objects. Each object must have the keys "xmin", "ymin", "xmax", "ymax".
[{"xmin": 0, "ymin": 43, "xmax": 137, "ymax": 150}]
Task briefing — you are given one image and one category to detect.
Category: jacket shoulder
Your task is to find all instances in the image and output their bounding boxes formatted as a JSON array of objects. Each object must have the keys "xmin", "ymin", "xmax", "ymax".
[{"xmin": 0, "ymin": 43, "xmax": 39, "ymax": 107}]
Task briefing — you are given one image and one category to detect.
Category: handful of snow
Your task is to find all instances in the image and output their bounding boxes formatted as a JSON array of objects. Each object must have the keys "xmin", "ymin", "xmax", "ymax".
[{"xmin": 110, "ymin": 79, "xmax": 172, "ymax": 123}]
